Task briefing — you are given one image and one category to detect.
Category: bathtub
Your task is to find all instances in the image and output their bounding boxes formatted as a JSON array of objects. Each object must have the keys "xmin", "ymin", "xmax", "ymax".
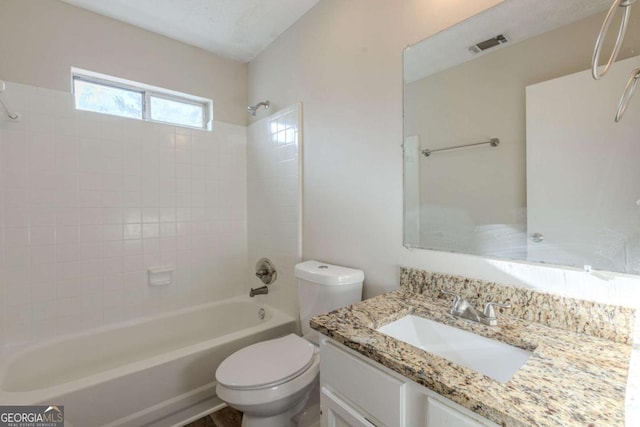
[{"xmin": 0, "ymin": 296, "xmax": 297, "ymax": 427}]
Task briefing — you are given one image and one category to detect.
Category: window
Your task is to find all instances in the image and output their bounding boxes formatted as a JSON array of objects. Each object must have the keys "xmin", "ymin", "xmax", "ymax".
[
  {"xmin": 72, "ymin": 68, "xmax": 212, "ymax": 130},
  {"xmin": 149, "ymin": 94, "xmax": 205, "ymax": 128},
  {"xmin": 74, "ymin": 78, "xmax": 143, "ymax": 119}
]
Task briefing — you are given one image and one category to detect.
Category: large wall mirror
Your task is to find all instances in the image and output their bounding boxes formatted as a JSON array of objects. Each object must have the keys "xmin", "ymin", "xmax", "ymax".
[{"xmin": 403, "ymin": 0, "xmax": 640, "ymax": 274}]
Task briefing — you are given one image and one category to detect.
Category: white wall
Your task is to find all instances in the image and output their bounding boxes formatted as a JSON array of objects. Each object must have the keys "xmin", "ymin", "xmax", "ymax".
[
  {"xmin": 526, "ymin": 55, "xmax": 640, "ymax": 274},
  {"xmin": 0, "ymin": 82, "xmax": 247, "ymax": 346},
  {"xmin": 0, "ymin": 0, "xmax": 248, "ymax": 126},
  {"xmin": 248, "ymin": 0, "xmax": 640, "ymax": 305}
]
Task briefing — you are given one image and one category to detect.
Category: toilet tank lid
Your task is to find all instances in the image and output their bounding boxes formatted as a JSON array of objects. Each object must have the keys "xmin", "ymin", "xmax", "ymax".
[{"xmin": 295, "ymin": 260, "xmax": 364, "ymax": 285}]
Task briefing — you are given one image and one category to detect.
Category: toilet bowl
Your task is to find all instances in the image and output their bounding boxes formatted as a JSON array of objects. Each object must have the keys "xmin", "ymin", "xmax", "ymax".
[
  {"xmin": 215, "ymin": 261, "xmax": 364, "ymax": 427},
  {"xmin": 215, "ymin": 334, "xmax": 319, "ymax": 427}
]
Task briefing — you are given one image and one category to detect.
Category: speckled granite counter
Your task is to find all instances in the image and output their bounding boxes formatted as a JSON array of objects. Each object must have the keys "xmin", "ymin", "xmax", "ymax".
[{"xmin": 311, "ymin": 273, "xmax": 635, "ymax": 426}]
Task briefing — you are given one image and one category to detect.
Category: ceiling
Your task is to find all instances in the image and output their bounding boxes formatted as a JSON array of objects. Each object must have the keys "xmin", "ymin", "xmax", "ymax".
[{"xmin": 59, "ymin": 0, "xmax": 320, "ymax": 63}]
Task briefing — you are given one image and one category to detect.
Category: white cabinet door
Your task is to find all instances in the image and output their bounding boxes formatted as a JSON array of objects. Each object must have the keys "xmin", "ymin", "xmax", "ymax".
[
  {"xmin": 321, "ymin": 340, "xmax": 404, "ymax": 426},
  {"xmin": 426, "ymin": 396, "xmax": 495, "ymax": 427},
  {"xmin": 321, "ymin": 387, "xmax": 378, "ymax": 427}
]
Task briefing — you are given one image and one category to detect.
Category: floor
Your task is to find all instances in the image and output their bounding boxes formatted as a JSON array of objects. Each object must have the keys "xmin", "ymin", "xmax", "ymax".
[{"xmin": 184, "ymin": 406, "xmax": 242, "ymax": 427}]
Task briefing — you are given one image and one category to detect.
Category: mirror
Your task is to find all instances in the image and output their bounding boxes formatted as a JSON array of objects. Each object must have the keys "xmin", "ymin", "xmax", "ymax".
[{"xmin": 403, "ymin": 0, "xmax": 640, "ymax": 274}]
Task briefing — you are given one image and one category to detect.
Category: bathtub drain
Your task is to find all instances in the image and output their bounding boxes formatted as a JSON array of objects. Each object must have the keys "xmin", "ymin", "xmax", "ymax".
[{"xmin": 258, "ymin": 308, "xmax": 266, "ymax": 320}]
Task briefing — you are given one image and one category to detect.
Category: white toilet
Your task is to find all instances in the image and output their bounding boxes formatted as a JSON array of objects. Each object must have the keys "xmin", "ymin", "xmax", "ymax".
[{"xmin": 215, "ymin": 260, "xmax": 364, "ymax": 427}]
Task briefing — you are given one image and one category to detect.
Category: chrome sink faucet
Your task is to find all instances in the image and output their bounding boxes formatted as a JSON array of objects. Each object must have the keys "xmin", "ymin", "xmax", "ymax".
[{"xmin": 441, "ymin": 290, "xmax": 510, "ymax": 326}]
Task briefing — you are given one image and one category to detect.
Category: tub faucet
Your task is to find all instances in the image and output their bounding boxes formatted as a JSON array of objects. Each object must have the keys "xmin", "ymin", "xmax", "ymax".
[
  {"xmin": 250, "ymin": 286, "xmax": 269, "ymax": 297},
  {"xmin": 441, "ymin": 290, "xmax": 510, "ymax": 326}
]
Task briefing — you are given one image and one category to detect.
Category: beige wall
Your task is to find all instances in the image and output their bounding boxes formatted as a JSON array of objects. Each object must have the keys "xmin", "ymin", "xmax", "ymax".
[
  {"xmin": 0, "ymin": 0, "xmax": 248, "ymax": 125},
  {"xmin": 248, "ymin": 0, "xmax": 640, "ymax": 304}
]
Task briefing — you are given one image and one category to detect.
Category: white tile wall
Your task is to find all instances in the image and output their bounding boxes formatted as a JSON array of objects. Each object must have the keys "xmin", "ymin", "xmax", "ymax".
[
  {"xmin": 247, "ymin": 104, "xmax": 302, "ymax": 320},
  {"xmin": 0, "ymin": 82, "xmax": 248, "ymax": 346}
]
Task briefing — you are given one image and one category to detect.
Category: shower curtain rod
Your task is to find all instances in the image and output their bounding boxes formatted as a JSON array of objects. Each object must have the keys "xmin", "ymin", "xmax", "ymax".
[{"xmin": 0, "ymin": 80, "xmax": 20, "ymax": 120}]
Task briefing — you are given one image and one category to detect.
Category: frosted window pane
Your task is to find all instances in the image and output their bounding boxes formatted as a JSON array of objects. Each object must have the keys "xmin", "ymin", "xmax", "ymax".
[
  {"xmin": 150, "ymin": 96, "xmax": 204, "ymax": 128},
  {"xmin": 74, "ymin": 79, "xmax": 142, "ymax": 119}
]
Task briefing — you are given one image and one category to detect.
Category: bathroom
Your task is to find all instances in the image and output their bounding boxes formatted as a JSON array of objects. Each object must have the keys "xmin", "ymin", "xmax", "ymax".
[{"xmin": 1, "ymin": 0, "xmax": 640, "ymax": 426}]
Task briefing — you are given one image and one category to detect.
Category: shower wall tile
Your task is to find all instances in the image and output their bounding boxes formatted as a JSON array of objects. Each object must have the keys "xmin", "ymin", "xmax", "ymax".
[
  {"xmin": 0, "ymin": 81, "xmax": 248, "ymax": 347},
  {"xmin": 247, "ymin": 104, "xmax": 302, "ymax": 321}
]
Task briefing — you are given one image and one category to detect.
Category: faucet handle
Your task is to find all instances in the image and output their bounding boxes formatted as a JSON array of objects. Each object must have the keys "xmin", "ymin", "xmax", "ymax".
[
  {"xmin": 483, "ymin": 301, "xmax": 511, "ymax": 318},
  {"xmin": 441, "ymin": 290, "xmax": 460, "ymax": 311}
]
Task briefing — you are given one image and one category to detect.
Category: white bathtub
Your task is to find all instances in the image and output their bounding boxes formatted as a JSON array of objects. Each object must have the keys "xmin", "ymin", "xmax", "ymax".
[{"xmin": 0, "ymin": 296, "xmax": 297, "ymax": 427}]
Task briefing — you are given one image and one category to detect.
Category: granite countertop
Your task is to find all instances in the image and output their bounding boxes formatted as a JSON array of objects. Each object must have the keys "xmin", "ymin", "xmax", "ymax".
[{"xmin": 310, "ymin": 289, "xmax": 633, "ymax": 427}]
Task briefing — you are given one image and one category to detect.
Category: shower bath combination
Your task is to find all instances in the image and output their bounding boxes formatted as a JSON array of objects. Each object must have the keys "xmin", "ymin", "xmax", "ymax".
[{"xmin": 248, "ymin": 100, "xmax": 270, "ymax": 116}]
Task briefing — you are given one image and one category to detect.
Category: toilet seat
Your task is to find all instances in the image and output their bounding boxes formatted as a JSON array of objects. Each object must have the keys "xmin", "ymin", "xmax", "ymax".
[{"xmin": 216, "ymin": 334, "xmax": 315, "ymax": 390}]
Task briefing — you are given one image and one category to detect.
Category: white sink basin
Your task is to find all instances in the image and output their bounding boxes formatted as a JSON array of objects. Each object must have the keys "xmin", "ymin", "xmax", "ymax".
[{"xmin": 376, "ymin": 315, "xmax": 532, "ymax": 383}]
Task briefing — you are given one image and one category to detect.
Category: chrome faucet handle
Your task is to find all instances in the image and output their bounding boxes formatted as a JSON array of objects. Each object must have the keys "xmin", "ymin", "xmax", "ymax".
[
  {"xmin": 483, "ymin": 301, "xmax": 511, "ymax": 318},
  {"xmin": 255, "ymin": 258, "xmax": 277, "ymax": 285},
  {"xmin": 441, "ymin": 290, "xmax": 461, "ymax": 312}
]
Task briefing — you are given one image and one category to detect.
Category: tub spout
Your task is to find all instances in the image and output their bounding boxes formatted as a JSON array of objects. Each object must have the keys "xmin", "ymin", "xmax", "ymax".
[{"xmin": 250, "ymin": 286, "xmax": 269, "ymax": 297}]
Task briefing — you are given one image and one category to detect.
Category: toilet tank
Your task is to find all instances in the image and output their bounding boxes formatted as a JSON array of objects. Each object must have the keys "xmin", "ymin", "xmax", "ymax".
[{"xmin": 295, "ymin": 260, "xmax": 364, "ymax": 344}]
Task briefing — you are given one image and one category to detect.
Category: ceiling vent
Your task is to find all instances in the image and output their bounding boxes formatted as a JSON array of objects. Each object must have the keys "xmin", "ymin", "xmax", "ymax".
[{"xmin": 469, "ymin": 34, "xmax": 509, "ymax": 54}]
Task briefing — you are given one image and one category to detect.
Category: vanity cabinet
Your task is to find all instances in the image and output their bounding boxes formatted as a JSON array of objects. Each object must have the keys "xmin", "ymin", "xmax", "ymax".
[
  {"xmin": 320, "ymin": 337, "xmax": 499, "ymax": 427},
  {"xmin": 322, "ymin": 388, "xmax": 377, "ymax": 427}
]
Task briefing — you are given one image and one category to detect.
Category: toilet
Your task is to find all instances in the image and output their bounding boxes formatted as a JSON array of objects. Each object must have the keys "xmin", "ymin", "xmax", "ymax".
[{"xmin": 215, "ymin": 260, "xmax": 364, "ymax": 427}]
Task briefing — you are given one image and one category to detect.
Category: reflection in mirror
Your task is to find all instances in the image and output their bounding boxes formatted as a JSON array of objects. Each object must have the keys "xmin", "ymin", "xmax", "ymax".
[{"xmin": 403, "ymin": 0, "xmax": 640, "ymax": 274}]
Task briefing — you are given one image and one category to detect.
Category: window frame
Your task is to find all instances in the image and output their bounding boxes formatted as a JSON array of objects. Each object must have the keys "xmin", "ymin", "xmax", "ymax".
[{"xmin": 71, "ymin": 68, "xmax": 213, "ymax": 130}]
